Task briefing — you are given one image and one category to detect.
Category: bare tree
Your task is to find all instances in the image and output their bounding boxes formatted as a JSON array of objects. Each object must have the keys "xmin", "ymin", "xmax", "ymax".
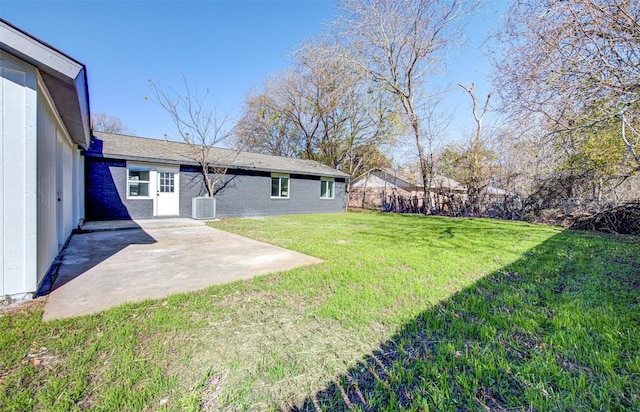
[
  {"xmin": 235, "ymin": 67, "xmax": 322, "ymax": 161},
  {"xmin": 330, "ymin": 0, "xmax": 476, "ymax": 199},
  {"xmin": 234, "ymin": 89, "xmax": 302, "ymax": 157},
  {"xmin": 494, "ymin": 0, "xmax": 640, "ymax": 171},
  {"xmin": 490, "ymin": 122, "xmax": 551, "ymax": 199},
  {"xmin": 235, "ymin": 40, "xmax": 399, "ymax": 190},
  {"xmin": 146, "ymin": 76, "xmax": 237, "ymax": 197},
  {"xmin": 297, "ymin": 42, "xmax": 399, "ymax": 184},
  {"xmin": 420, "ymin": 98, "xmax": 452, "ymax": 200},
  {"xmin": 459, "ymin": 83, "xmax": 493, "ymax": 213},
  {"xmin": 91, "ymin": 113, "xmax": 130, "ymax": 134}
]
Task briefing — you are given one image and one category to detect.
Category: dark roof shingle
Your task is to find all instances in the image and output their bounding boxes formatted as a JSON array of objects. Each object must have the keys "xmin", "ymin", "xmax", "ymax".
[{"xmin": 87, "ymin": 132, "xmax": 350, "ymax": 178}]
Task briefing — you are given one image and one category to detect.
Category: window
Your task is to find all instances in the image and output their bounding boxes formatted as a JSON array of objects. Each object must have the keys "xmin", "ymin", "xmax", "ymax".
[
  {"xmin": 321, "ymin": 177, "xmax": 335, "ymax": 199},
  {"xmin": 128, "ymin": 166, "xmax": 150, "ymax": 197},
  {"xmin": 271, "ymin": 173, "xmax": 289, "ymax": 198},
  {"xmin": 159, "ymin": 172, "xmax": 175, "ymax": 193}
]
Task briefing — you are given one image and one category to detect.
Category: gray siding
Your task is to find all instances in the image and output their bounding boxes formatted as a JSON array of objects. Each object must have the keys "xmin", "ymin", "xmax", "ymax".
[
  {"xmin": 85, "ymin": 158, "xmax": 346, "ymax": 220},
  {"xmin": 180, "ymin": 168, "xmax": 346, "ymax": 218}
]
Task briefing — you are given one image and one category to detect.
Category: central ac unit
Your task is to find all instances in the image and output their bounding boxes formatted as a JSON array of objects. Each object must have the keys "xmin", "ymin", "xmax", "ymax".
[{"xmin": 192, "ymin": 197, "xmax": 216, "ymax": 220}]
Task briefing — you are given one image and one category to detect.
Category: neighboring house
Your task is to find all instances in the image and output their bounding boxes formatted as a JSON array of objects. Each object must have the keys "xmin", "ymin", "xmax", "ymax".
[
  {"xmin": 352, "ymin": 168, "xmax": 416, "ymax": 195},
  {"xmin": 1, "ymin": 19, "xmax": 90, "ymax": 300},
  {"xmin": 350, "ymin": 168, "xmax": 466, "ymax": 209},
  {"xmin": 85, "ymin": 132, "xmax": 350, "ymax": 219}
]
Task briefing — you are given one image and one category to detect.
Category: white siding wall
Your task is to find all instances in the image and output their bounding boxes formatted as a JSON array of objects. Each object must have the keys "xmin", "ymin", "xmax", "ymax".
[
  {"xmin": 0, "ymin": 52, "xmax": 38, "ymax": 298},
  {"xmin": 37, "ymin": 75, "xmax": 80, "ymax": 287},
  {"xmin": 0, "ymin": 51, "xmax": 83, "ymax": 299},
  {"xmin": 57, "ymin": 132, "xmax": 77, "ymax": 246},
  {"xmin": 36, "ymin": 82, "xmax": 58, "ymax": 286},
  {"xmin": 74, "ymin": 147, "xmax": 84, "ymax": 230}
]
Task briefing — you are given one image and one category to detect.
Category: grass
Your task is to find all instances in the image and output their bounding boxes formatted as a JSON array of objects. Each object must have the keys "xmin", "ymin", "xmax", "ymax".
[{"xmin": 1, "ymin": 212, "xmax": 639, "ymax": 410}]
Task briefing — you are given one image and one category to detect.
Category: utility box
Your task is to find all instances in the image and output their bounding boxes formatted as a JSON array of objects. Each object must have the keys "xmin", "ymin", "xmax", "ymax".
[{"xmin": 192, "ymin": 197, "xmax": 216, "ymax": 220}]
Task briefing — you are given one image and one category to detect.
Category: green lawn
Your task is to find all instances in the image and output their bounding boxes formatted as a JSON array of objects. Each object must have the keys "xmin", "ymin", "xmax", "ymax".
[{"xmin": 1, "ymin": 212, "xmax": 639, "ymax": 411}]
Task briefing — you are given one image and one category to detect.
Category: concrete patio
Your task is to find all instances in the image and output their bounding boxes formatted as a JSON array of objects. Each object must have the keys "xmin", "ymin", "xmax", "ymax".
[{"xmin": 42, "ymin": 219, "xmax": 322, "ymax": 320}]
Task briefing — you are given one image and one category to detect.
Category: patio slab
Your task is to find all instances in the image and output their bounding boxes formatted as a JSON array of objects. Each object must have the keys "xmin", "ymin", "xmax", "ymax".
[
  {"xmin": 80, "ymin": 217, "xmax": 208, "ymax": 231},
  {"xmin": 43, "ymin": 222, "xmax": 322, "ymax": 320}
]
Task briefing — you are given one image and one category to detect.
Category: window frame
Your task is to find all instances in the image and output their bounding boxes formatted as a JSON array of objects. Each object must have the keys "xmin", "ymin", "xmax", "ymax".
[
  {"xmin": 158, "ymin": 171, "xmax": 176, "ymax": 193},
  {"xmin": 127, "ymin": 165, "xmax": 152, "ymax": 199},
  {"xmin": 270, "ymin": 173, "xmax": 290, "ymax": 199},
  {"xmin": 320, "ymin": 177, "xmax": 335, "ymax": 199}
]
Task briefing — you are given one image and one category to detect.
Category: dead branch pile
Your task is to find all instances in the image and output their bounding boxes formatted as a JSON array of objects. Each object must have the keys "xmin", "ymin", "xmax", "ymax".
[
  {"xmin": 378, "ymin": 191, "xmax": 640, "ymax": 235},
  {"xmin": 383, "ymin": 194, "xmax": 429, "ymax": 214},
  {"xmin": 571, "ymin": 202, "xmax": 640, "ymax": 235}
]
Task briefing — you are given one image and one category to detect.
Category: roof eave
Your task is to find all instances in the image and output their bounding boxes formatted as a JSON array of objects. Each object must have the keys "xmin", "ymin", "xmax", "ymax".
[
  {"xmin": 84, "ymin": 151, "xmax": 350, "ymax": 178},
  {"xmin": 0, "ymin": 19, "xmax": 91, "ymax": 149}
]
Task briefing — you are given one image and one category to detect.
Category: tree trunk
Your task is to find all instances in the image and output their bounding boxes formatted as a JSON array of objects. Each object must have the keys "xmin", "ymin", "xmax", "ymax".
[{"xmin": 401, "ymin": 96, "xmax": 430, "ymax": 209}]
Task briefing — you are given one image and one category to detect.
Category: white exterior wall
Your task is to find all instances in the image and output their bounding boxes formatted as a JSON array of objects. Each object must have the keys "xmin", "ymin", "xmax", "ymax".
[
  {"xmin": 37, "ymin": 74, "xmax": 82, "ymax": 288},
  {"xmin": 74, "ymin": 147, "xmax": 84, "ymax": 232},
  {"xmin": 36, "ymin": 80, "xmax": 58, "ymax": 286},
  {"xmin": 0, "ymin": 51, "xmax": 38, "ymax": 299},
  {"xmin": 0, "ymin": 50, "xmax": 84, "ymax": 299}
]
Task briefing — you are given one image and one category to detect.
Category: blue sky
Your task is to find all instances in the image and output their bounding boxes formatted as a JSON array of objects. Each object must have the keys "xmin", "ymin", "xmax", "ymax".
[{"xmin": 2, "ymin": 0, "xmax": 507, "ymax": 149}]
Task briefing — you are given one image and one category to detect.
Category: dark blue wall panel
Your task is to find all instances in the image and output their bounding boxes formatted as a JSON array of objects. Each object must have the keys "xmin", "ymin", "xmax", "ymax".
[{"xmin": 85, "ymin": 157, "xmax": 152, "ymax": 220}]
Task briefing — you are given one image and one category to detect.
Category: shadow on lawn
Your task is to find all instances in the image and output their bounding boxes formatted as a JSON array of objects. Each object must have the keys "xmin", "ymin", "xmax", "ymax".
[{"xmin": 293, "ymin": 229, "xmax": 640, "ymax": 411}]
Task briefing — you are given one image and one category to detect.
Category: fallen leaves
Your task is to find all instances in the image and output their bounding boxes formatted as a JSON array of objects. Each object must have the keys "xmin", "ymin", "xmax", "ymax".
[{"xmin": 24, "ymin": 347, "xmax": 59, "ymax": 368}]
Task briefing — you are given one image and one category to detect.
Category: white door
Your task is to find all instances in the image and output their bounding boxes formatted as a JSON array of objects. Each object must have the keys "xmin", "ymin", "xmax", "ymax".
[{"xmin": 155, "ymin": 168, "xmax": 179, "ymax": 216}]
